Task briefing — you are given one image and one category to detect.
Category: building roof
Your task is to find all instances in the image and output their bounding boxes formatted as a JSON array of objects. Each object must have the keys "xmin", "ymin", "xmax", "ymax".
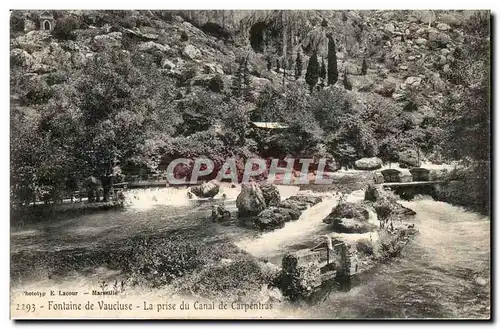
[
  {"xmin": 39, "ymin": 11, "xmax": 53, "ymax": 19},
  {"xmin": 250, "ymin": 122, "xmax": 289, "ymax": 129}
]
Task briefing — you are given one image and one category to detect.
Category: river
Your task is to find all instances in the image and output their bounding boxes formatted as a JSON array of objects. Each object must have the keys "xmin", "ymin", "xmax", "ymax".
[{"xmin": 10, "ymin": 186, "xmax": 490, "ymax": 319}]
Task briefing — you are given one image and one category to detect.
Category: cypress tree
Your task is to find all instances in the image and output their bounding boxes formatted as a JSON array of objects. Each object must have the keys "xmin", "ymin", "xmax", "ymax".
[
  {"xmin": 295, "ymin": 51, "xmax": 302, "ymax": 80},
  {"xmin": 231, "ymin": 57, "xmax": 251, "ymax": 98},
  {"xmin": 320, "ymin": 58, "xmax": 326, "ymax": 80},
  {"xmin": 305, "ymin": 50, "xmax": 320, "ymax": 93},
  {"xmin": 242, "ymin": 56, "xmax": 251, "ymax": 98},
  {"xmin": 231, "ymin": 58, "xmax": 243, "ymax": 97},
  {"xmin": 361, "ymin": 58, "xmax": 368, "ymax": 75},
  {"xmin": 327, "ymin": 35, "xmax": 338, "ymax": 85}
]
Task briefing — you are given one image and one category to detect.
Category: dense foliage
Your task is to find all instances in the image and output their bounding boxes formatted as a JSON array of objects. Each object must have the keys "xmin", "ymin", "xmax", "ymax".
[{"xmin": 10, "ymin": 11, "xmax": 490, "ymax": 213}]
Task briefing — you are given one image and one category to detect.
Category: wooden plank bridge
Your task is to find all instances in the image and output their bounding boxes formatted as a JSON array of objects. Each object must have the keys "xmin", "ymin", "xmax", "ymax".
[{"xmin": 379, "ymin": 180, "xmax": 448, "ymax": 188}]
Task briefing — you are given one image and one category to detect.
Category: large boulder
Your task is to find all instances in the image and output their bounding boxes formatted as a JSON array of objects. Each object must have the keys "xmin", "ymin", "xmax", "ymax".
[
  {"xmin": 137, "ymin": 41, "xmax": 170, "ymax": 53},
  {"xmin": 254, "ymin": 207, "xmax": 301, "ymax": 230},
  {"xmin": 354, "ymin": 157, "xmax": 383, "ymax": 170},
  {"xmin": 260, "ymin": 183, "xmax": 280, "ymax": 207},
  {"xmin": 330, "ymin": 217, "xmax": 377, "ymax": 233},
  {"xmin": 324, "ymin": 202, "xmax": 376, "ymax": 233},
  {"xmin": 190, "ymin": 180, "xmax": 220, "ymax": 198},
  {"xmin": 373, "ymin": 198, "xmax": 416, "ymax": 221},
  {"xmin": 93, "ymin": 32, "xmax": 122, "ymax": 49},
  {"xmin": 279, "ymin": 195, "xmax": 323, "ymax": 211},
  {"xmin": 323, "ymin": 202, "xmax": 370, "ymax": 225},
  {"xmin": 236, "ymin": 182, "xmax": 266, "ymax": 216},
  {"xmin": 182, "ymin": 44, "xmax": 202, "ymax": 59}
]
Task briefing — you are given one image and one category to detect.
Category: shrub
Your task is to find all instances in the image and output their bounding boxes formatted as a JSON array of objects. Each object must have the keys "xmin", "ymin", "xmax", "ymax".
[
  {"xmin": 126, "ymin": 236, "xmax": 203, "ymax": 288},
  {"xmin": 180, "ymin": 31, "xmax": 188, "ymax": 42},
  {"xmin": 208, "ymin": 74, "xmax": 224, "ymax": 93},
  {"xmin": 178, "ymin": 259, "xmax": 268, "ymax": 299},
  {"xmin": 53, "ymin": 16, "xmax": 80, "ymax": 40},
  {"xmin": 10, "ymin": 12, "xmax": 25, "ymax": 33}
]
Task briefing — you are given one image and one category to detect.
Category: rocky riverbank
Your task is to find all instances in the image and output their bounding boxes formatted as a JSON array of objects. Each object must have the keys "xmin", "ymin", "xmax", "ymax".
[{"xmin": 270, "ymin": 184, "xmax": 418, "ymax": 301}]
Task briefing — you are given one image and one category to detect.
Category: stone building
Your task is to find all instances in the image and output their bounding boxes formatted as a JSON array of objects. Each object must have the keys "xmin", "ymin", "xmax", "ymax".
[{"xmin": 39, "ymin": 11, "xmax": 54, "ymax": 31}]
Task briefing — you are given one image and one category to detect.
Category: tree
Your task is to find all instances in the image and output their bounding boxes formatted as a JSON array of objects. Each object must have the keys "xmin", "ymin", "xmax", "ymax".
[
  {"xmin": 231, "ymin": 58, "xmax": 243, "ymax": 97},
  {"xmin": 305, "ymin": 50, "xmax": 320, "ymax": 93},
  {"xmin": 361, "ymin": 58, "xmax": 368, "ymax": 75},
  {"xmin": 320, "ymin": 58, "xmax": 326, "ymax": 80},
  {"xmin": 242, "ymin": 56, "xmax": 251, "ymax": 99},
  {"xmin": 327, "ymin": 35, "xmax": 338, "ymax": 85},
  {"xmin": 276, "ymin": 59, "xmax": 281, "ymax": 72},
  {"xmin": 231, "ymin": 56, "xmax": 252, "ymax": 99},
  {"xmin": 343, "ymin": 69, "xmax": 352, "ymax": 90},
  {"xmin": 440, "ymin": 12, "xmax": 489, "ymax": 163},
  {"xmin": 295, "ymin": 51, "xmax": 302, "ymax": 80},
  {"xmin": 53, "ymin": 16, "xmax": 80, "ymax": 41}
]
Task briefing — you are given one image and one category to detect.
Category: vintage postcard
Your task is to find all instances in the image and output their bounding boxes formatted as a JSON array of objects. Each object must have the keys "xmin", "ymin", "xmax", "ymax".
[{"xmin": 10, "ymin": 9, "xmax": 490, "ymax": 319}]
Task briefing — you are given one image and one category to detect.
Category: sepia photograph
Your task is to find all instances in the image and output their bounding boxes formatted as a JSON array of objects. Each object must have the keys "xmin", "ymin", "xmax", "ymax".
[{"xmin": 9, "ymin": 8, "xmax": 491, "ymax": 320}]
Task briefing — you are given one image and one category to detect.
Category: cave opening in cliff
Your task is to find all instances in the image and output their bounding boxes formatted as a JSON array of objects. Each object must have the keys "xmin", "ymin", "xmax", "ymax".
[{"xmin": 249, "ymin": 22, "xmax": 268, "ymax": 52}]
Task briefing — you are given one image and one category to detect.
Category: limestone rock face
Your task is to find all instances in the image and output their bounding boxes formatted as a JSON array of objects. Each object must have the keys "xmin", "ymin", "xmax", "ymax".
[{"xmin": 236, "ymin": 182, "xmax": 266, "ymax": 216}]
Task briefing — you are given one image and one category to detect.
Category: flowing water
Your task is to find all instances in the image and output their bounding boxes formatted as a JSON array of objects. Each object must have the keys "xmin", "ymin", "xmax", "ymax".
[{"xmin": 10, "ymin": 185, "xmax": 490, "ymax": 319}]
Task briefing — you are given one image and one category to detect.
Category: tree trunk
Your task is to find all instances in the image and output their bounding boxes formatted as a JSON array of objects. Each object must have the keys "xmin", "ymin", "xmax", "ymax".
[{"xmin": 101, "ymin": 176, "xmax": 113, "ymax": 202}]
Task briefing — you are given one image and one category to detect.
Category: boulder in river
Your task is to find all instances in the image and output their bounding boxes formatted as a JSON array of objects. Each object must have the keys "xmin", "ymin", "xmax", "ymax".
[
  {"xmin": 190, "ymin": 180, "xmax": 220, "ymax": 198},
  {"xmin": 211, "ymin": 204, "xmax": 231, "ymax": 222},
  {"xmin": 354, "ymin": 157, "xmax": 383, "ymax": 170},
  {"xmin": 364, "ymin": 184, "xmax": 386, "ymax": 202},
  {"xmin": 260, "ymin": 182, "xmax": 281, "ymax": 207},
  {"xmin": 324, "ymin": 202, "xmax": 378, "ymax": 233},
  {"xmin": 279, "ymin": 195, "xmax": 323, "ymax": 211},
  {"xmin": 236, "ymin": 182, "xmax": 266, "ymax": 216},
  {"xmin": 331, "ymin": 217, "xmax": 376, "ymax": 233},
  {"xmin": 324, "ymin": 202, "xmax": 370, "ymax": 224},
  {"xmin": 254, "ymin": 207, "xmax": 301, "ymax": 230}
]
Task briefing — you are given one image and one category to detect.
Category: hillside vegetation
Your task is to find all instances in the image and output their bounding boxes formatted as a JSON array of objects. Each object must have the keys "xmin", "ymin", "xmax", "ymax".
[{"xmin": 10, "ymin": 10, "xmax": 490, "ymax": 213}]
